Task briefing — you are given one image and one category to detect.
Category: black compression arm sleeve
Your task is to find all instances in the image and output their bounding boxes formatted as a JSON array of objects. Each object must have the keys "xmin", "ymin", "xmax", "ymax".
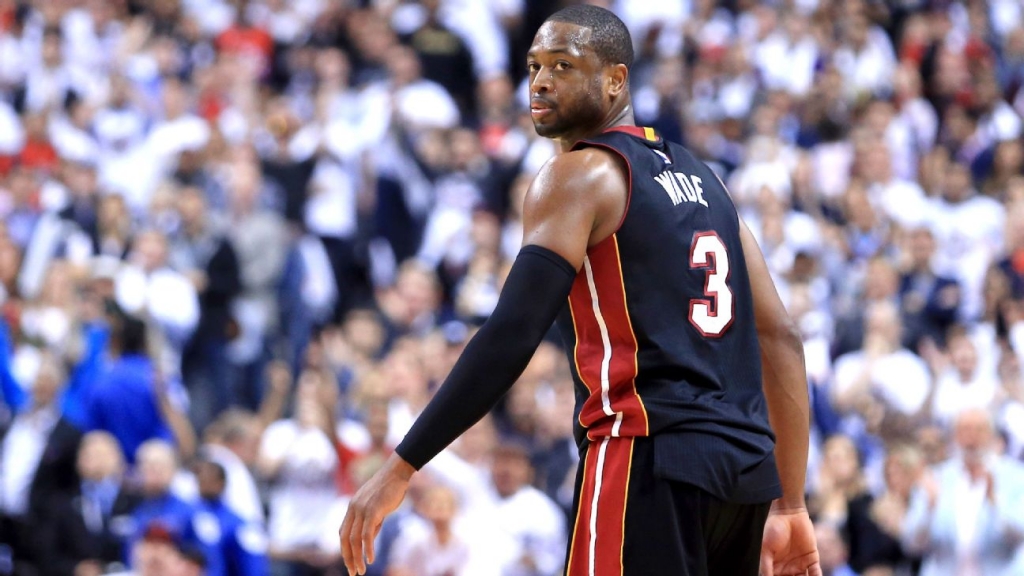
[{"xmin": 395, "ymin": 245, "xmax": 577, "ymax": 469}]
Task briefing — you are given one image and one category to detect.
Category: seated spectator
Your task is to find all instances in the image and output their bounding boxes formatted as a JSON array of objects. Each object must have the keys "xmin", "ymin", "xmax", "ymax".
[
  {"xmin": 902, "ymin": 408, "xmax": 1024, "ymax": 575},
  {"xmin": 899, "ymin": 225, "xmax": 960, "ymax": 352},
  {"xmin": 845, "ymin": 444, "xmax": 924, "ymax": 575},
  {"xmin": 809, "ymin": 435, "xmax": 868, "ymax": 527},
  {"xmin": 201, "ymin": 409, "xmax": 266, "ymax": 526},
  {"xmin": 110, "ymin": 522, "xmax": 204, "ymax": 576},
  {"xmin": 815, "ymin": 522, "xmax": 858, "ymax": 576},
  {"xmin": 833, "ymin": 301, "xmax": 932, "ymax": 420},
  {"xmin": 931, "ymin": 326, "xmax": 1000, "ymax": 426},
  {"xmin": 832, "ymin": 257, "xmax": 901, "ymax": 360},
  {"xmin": 387, "ymin": 484, "xmax": 471, "ymax": 576},
  {"xmin": 486, "ymin": 442, "xmax": 566, "ymax": 576},
  {"xmin": 42, "ymin": 431, "xmax": 141, "ymax": 576},
  {"xmin": 127, "ymin": 440, "xmax": 198, "ymax": 564},
  {"xmin": 191, "ymin": 458, "xmax": 268, "ymax": 576}
]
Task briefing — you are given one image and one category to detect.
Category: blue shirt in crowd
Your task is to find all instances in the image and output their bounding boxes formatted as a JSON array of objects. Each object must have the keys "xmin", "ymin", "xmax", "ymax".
[{"xmin": 83, "ymin": 353, "xmax": 173, "ymax": 464}]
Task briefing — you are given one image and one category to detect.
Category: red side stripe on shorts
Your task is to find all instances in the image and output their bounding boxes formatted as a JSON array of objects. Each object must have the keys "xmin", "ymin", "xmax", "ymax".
[{"xmin": 566, "ymin": 437, "xmax": 634, "ymax": 576}]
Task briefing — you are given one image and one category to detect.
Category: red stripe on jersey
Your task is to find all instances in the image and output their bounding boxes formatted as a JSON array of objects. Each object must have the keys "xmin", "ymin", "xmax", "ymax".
[
  {"xmin": 568, "ymin": 235, "xmax": 648, "ymax": 440},
  {"xmin": 567, "ymin": 437, "xmax": 634, "ymax": 576}
]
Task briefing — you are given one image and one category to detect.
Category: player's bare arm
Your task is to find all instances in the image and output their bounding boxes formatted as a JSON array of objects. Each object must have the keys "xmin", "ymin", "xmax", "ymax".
[
  {"xmin": 738, "ymin": 220, "xmax": 822, "ymax": 576},
  {"xmin": 339, "ymin": 147, "xmax": 627, "ymax": 576}
]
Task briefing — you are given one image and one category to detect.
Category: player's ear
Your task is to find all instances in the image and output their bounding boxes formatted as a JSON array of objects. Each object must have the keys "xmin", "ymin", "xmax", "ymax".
[{"xmin": 606, "ymin": 63, "xmax": 628, "ymax": 97}]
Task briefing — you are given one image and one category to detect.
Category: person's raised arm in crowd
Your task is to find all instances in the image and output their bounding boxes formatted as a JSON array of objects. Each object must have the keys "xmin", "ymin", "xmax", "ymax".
[{"xmin": 0, "ymin": 318, "xmax": 27, "ymax": 414}]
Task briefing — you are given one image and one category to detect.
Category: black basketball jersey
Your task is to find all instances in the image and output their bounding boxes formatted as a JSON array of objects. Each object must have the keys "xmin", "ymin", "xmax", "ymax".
[{"xmin": 555, "ymin": 126, "xmax": 781, "ymax": 503}]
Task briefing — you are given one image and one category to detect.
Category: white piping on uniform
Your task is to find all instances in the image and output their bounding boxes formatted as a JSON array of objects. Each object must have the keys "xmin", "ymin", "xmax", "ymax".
[
  {"xmin": 583, "ymin": 256, "xmax": 621, "ymax": 437},
  {"xmin": 588, "ymin": 436, "xmax": 611, "ymax": 576}
]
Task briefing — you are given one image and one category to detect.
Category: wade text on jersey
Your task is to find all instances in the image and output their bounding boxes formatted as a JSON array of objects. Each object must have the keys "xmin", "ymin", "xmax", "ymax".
[{"xmin": 654, "ymin": 170, "xmax": 708, "ymax": 208}]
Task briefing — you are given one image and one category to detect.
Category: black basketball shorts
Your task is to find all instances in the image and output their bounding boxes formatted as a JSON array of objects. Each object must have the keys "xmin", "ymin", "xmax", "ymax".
[{"xmin": 564, "ymin": 436, "xmax": 772, "ymax": 576}]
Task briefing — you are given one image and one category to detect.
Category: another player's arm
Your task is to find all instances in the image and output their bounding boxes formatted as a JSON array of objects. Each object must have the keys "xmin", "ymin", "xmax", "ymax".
[{"xmin": 339, "ymin": 148, "xmax": 626, "ymax": 576}]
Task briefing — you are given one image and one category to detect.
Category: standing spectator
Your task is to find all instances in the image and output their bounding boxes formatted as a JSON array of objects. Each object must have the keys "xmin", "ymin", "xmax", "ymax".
[
  {"xmin": 257, "ymin": 368, "xmax": 341, "ymax": 574},
  {"xmin": 82, "ymin": 310, "xmax": 195, "ymax": 465},
  {"xmin": 902, "ymin": 408, "xmax": 1024, "ymax": 575},
  {"xmin": 0, "ymin": 351, "xmax": 82, "ymax": 575},
  {"xmin": 930, "ymin": 161, "xmax": 1005, "ymax": 322},
  {"xmin": 171, "ymin": 185, "xmax": 242, "ymax": 430},
  {"xmin": 115, "ymin": 230, "xmax": 200, "ymax": 353},
  {"xmin": 400, "ymin": 0, "xmax": 477, "ymax": 121},
  {"xmin": 225, "ymin": 161, "xmax": 287, "ymax": 410},
  {"xmin": 808, "ymin": 435, "xmax": 868, "ymax": 527}
]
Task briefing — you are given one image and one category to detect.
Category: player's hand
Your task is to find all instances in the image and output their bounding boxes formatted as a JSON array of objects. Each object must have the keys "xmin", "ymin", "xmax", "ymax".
[
  {"xmin": 759, "ymin": 506, "xmax": 822, "ymax": 576},
  {"xmin": 340, "ymin": 453, "xmax": 415, "ymax": 575}
]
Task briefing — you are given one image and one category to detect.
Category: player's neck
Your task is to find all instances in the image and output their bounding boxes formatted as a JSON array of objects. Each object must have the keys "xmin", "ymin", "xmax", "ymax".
[{"xmin": 558, "ymin": 103, "xmax": 635, "ymax": 153}]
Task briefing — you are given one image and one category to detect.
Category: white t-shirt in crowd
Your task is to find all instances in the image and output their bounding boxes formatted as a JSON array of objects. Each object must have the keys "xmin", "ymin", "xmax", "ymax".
[
  {"xmin": 832, "ymin": 349, "xmax": 932, "ymax": 415},
  {"xmin": 259, "ymin": 419, "xmax": 339, "ymax": 551}
]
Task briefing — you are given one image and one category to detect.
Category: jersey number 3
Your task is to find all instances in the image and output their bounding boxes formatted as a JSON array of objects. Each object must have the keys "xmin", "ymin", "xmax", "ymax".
[{"xmin": 689, "ymin": 232, "xmax": 734, "ymax": 337}]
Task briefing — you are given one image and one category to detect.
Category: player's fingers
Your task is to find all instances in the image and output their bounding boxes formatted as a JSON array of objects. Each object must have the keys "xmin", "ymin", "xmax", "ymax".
[
  {"xmin": 348, "ymin": 510, "xmax": 366, "ymax": 574},
  {"xmin": 806, "ymin": 561, "xmax": 823, "ymax": 576},
  {"xmin": 758, "ymin": 549, "xmax": 772, "ymax": 576},
  {"xmin": 362, "ymin": 514, "xmax": 379, "ymax": 565},
  {"xmin": 339, "ymin": 509, "xmax": 356, "ymax": 575}
]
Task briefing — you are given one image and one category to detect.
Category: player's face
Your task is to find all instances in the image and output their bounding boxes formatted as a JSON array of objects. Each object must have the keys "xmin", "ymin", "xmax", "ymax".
[{"xmin": 527, "ymin": 22, "xmax": 608, "ymax": 139}]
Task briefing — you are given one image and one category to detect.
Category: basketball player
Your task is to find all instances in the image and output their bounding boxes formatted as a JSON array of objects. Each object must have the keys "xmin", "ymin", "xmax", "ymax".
[{"xmin": 341, "ymin": 6, "xmax": 820, "ymax": 575}]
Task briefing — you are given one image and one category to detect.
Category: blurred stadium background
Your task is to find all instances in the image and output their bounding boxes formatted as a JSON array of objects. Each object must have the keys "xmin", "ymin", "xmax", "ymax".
[{"xmin": 1, "ymin": 0, "xmax": 1024, "ymax": 575}]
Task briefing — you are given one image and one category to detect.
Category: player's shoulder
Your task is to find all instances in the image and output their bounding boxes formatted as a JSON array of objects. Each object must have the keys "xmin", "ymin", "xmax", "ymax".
[
  {"xmin": 539, "ymin": 147, "xmax": 623, "ymax": 180},
  {"xmin": 533, "ymin": 147, "xmax": 626, "ymax": 198}
]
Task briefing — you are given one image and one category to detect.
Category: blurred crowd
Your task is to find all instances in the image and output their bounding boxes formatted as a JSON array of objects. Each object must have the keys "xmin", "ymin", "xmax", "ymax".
[{"xmin": 3, "ymin": 0, "xmax": 1024, "ymax": 575}]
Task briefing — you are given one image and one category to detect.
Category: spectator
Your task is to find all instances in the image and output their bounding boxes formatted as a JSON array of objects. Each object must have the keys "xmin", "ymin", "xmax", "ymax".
[
  {"xmin": 899, "ymin": 225, "xmax": 960, "ymax": 352},
  {"xmin": 902, "ymin": 408, "xmax": 1024, "ymax": 575},
  {"xmin": 845, "ymin": 444, "xmax": 924, "ymax": 575},
  {"xmin": 225, "ymin": 161, "xmax": 287, "ymax": 410},
  {"xmin": 815, "ymin": 522, "xmax": 858, "ymax": 576},
  {"xmin": 83, "ymin": 310, "xmax": 195, "ymax": 464},
  {"xmin": 486, "ymin": 442, "xmax": 566, "ymax": 576},
  {"xmin": 387, "ymin": 484, "xmax": 471, "ymax": 576},
  {"xmin": 191, "ymin": 458, "xmax": 268, "ymax": 576},
  {"xmin": 114, "ymin": 230, "xmax": 200, "ymax": 353},
  {"xmin": 931, "ymin": 325, "xmax": 1000, "ymax": 427},
  {"xmin": 42, "ymin": 431, "xmax": 140, "ymax": 576},
  {"xmin": 257, "ymin": 367, "xmax": 342, "ymax": 574},
  {"xmin": 930, "ymin": 161, "xmax": 1005, "ymax": 322},
  {"xmin": 808, "ymin": 435, "xmax": 868, "ymax": 527},
  {"xmin": 0, "ymin": 351, "xmax": 82, "ymax": 574},
  {"xmin": 127, "ymin": 440, "xmax": 198, "ymax": 565},
  {"xmin": 400, "ymin": 0, "xmax": 477, "ymax": 121},
  {"xmin": 171, "ymin": 184, "xmax": 242, "ymax": 430},
  {"xmin": 832, "ymin": 301, "xmax": 932, "ymax": 421},
  {"xmin": 201, "ymin": 408, "xmax": 267, "ymax": 526}
]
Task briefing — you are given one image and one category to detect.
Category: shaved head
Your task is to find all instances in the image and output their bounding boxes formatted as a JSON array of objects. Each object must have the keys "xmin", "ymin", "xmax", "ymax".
[{"xmin": 545, "ymin": 5, "xmax": 634, "ymax": 70}]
